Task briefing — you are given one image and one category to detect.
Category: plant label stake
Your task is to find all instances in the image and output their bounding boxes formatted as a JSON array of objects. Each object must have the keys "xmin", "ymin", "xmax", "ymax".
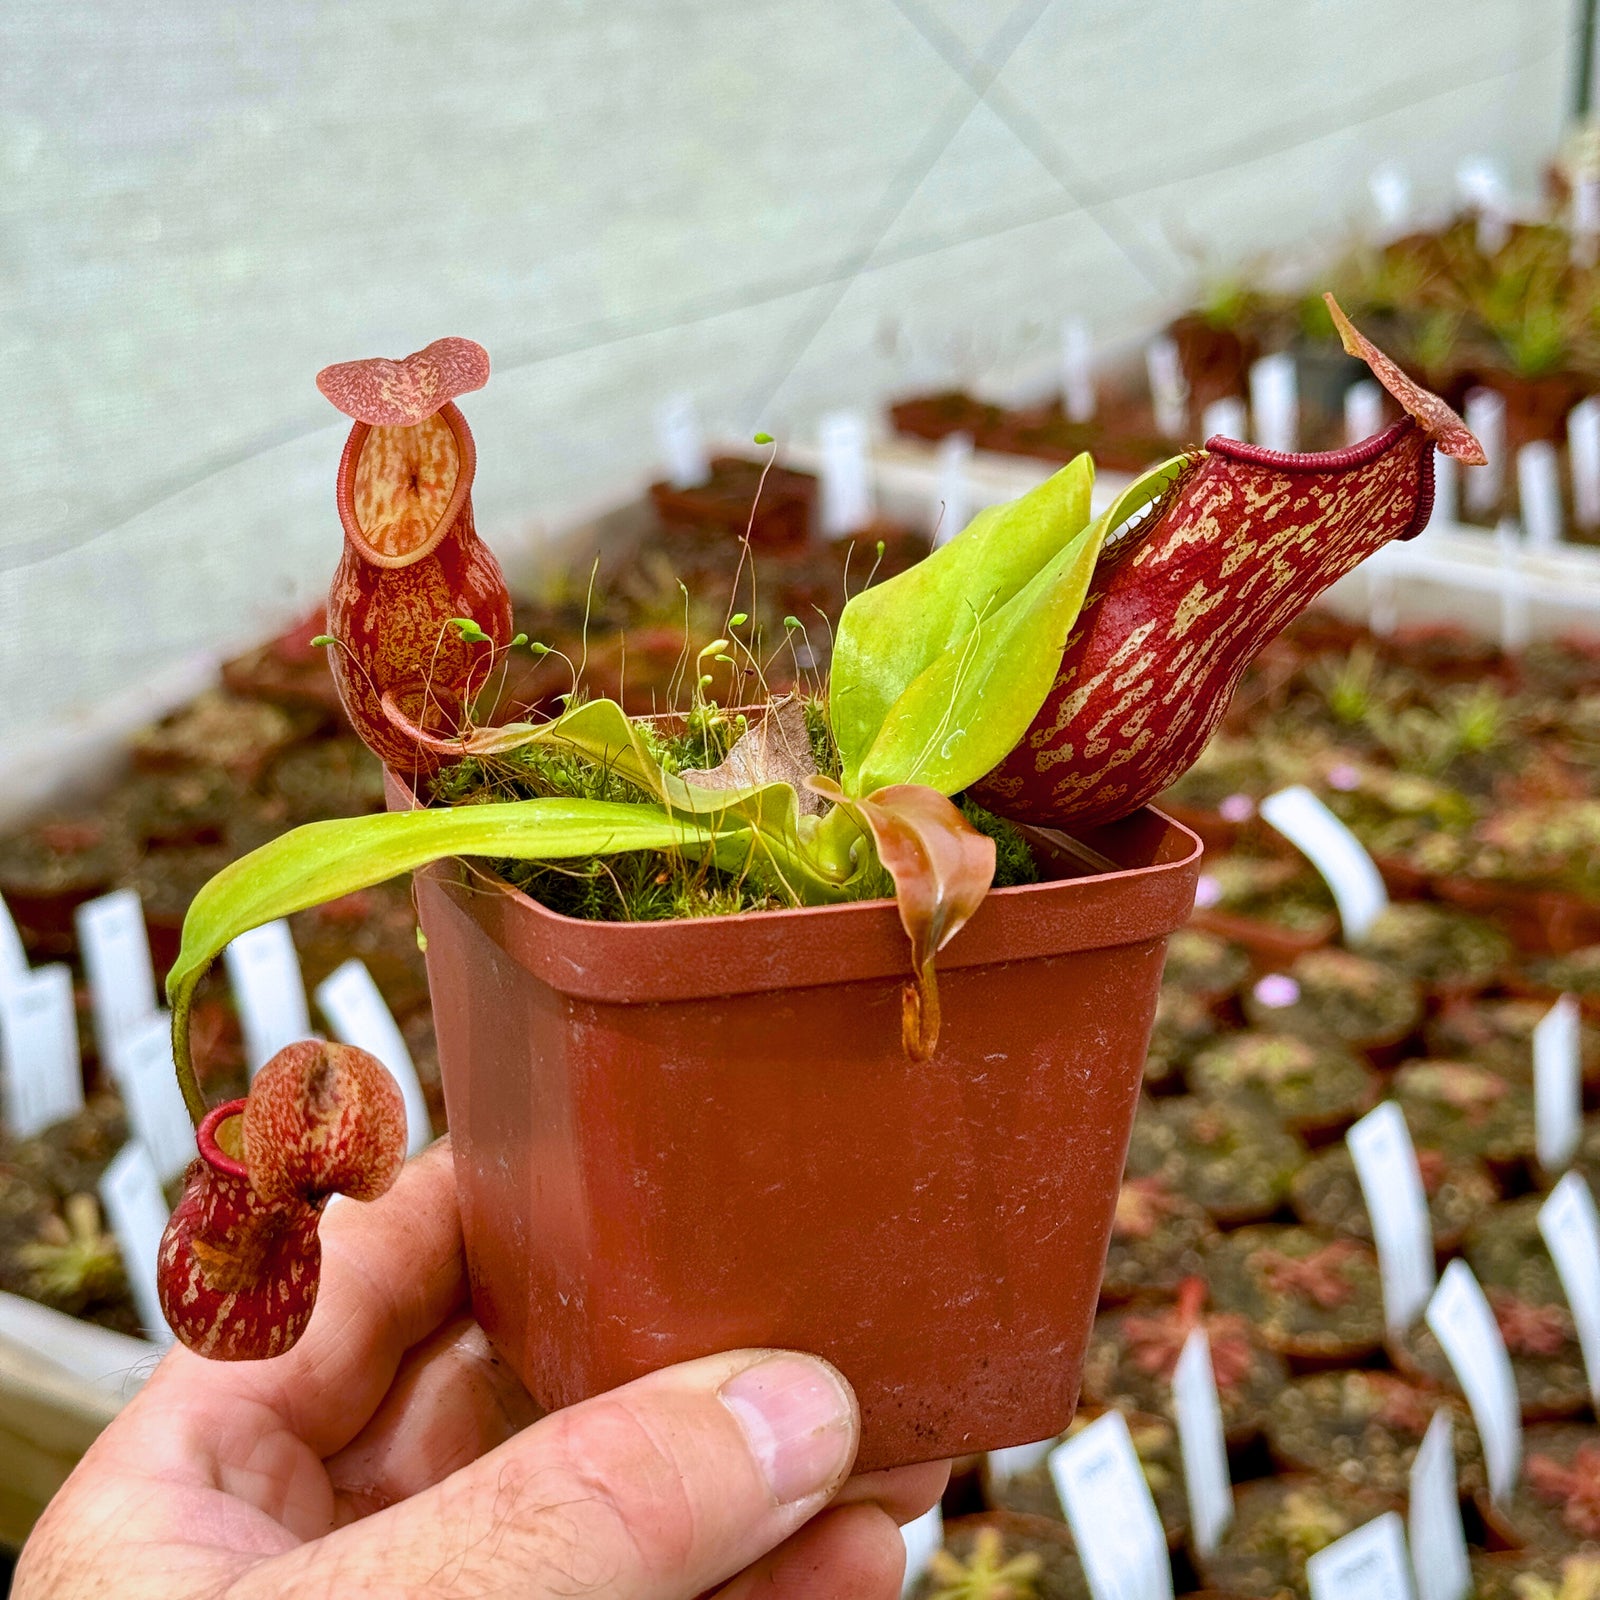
[
  {"xmin": 1347, "ymin": 1101, "xmax": 1436, "ymax": 1334},
  {"xmin": 315, "ymin": 959, "xmax": 428, "ymax": 1156},
  {"xmin": 1463, "ymin": 389, "xmax": 1506, "ymax": 516},
  {"xmin": 652, "ymin": 393, "xmax": 710, "ymax": 490},
  {"xmin": 75, "ymin": 889, "xmax": 158, "ymax": 1080},
  {"xmin": 1051, "ymin": 1411, "xmax": 1173, "ymax": 1600},
  {"xmin": 899, "ymin": 1503, "xmax": 943, "ymax": 1598},
  {"xmin": 1426, "ymin": 1260, "xmax": 1521, "ymax": 1505},
  {"xmin": 1306, "ymin": 1511, "xmax": 1414, "ymax": 1600},
  {"xmin": 818, "ymin": 411, "xmax": 873, "ymax": 539},
  {"xmin": 99, "ymin": 1142, "xmax": 173, "ymax": 1345},
  {"xmin": 0, "ymin": 893, "xmax": 28, "ymax": 996},
  {"xmin": 1518, "ymin": 441, "xmax": 1565, "ymax": 551},
  {"xmin": 1249, "ymin": 353, "xmax": 1298, "ymax": 454},
  {"xmin": 1408, "ymin": 1411, "xmax": 1470, "ymax": 1600},
  {"xmin": 1365, "ymin": 541, "xmax": 1401, "ymax": 638},
  {"xmin": 1568, "ymin": 398, "xmax": 1600, "ymax": 531},
  {"xmin": 1456, "ymin": 156, "xmax": 1509, "ymax": 255},
  {"xmin": 1428, "ymin": 452, "xmax": 1458, "ymax": 532},
  {"xmin": 1259, "ymin": 785, "xmax": 1388, "ymax": 941},
  {"xmin": 1172, "ymin": 1326, "xmax": 1233, "ymax": 1557},
  {"xmin": 1538, "ymin": 1172, "xmax": 1600, "ymax": 1409},
  {"xmin": 120, "ymin": 1010, "xmax": 204, "ymax": 1184},
  {"xmin": 1534, "ymin": 994, "xmax": 1582, "ymax": 1174},
  {"xmin": 1495, "ymin": 520, "xmax": 1529, "ymax": 657},
  {"xmin": 1369, "ymin": 163, "xmax": 1412, "ymax": 237},
  {"xmin": 932, "ymin": 431, "xmax": 974, "ymax": 547},
  {"xmin": 1145, "ymin": 336, "xmax": 1187, "ymax": 440},
  {"xmin": 0, "ymin": 964, "xmax": 83, "ymax": 1139},
  {"xmin": 1346, "ymin": 380, "xmax": 1386, "ymax": 446},
  {"xmin": 224, "ymin": 921, "xmax": 311, "ymax": 1076},
  {"xmin": 1573, "ymin": 179, "xmax": 1600, "ymax": 266},
  {"xmin": 1062, "ymin": 316, "xmax": 1096, "ymax": 422},
  {"xmin": 1200, "ymin": 397, "xmax": 1247, "ymax": 444},
  {"xmin": 985, "ymin": 1434, "xmax": 1057, "ymax": 1489}
]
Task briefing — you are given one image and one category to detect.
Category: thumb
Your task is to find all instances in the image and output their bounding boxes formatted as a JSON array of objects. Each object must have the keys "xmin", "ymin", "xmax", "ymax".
[{"xmin": 236, "ymin": 1349, "xmax": 861, "ymax": 1600}]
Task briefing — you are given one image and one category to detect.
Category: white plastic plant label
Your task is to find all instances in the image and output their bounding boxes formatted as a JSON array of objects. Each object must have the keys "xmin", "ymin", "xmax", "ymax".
[
  {"xmin": 932, "ymin": 430, "xmax": 974, "ymax": 547},
  {"xmin": 1409, "ymin": 1411, "xmax": 1470, "ymax": 1600},
  {"xmin": 118, "ymin": 1011, "xmax": 199, "ymax": 1184},
  {"xmin": 1456, "ymin": 157, "xmax": 1509, "ymax": 254},
  {"xmin": 0, "ymin": 893, "xmax": 28, "ymax": 996},
  {"xmin": 1200, "ymin": 397, "xmax": 1247, "ymax": 445},
  {"xmin": 1346, "ymin": 380, "xmax": 1385, "ymax": 447},
  {"xmin": 1574, "ymin": 180, "xmax": 1600, "ymax": 262},
  {"xmin": 900, "ymin": 1503, "xmax": 943, "ymax": 1598},
  {"xmin": 1518, "ymin": 441, "xmax": 1564, "ymax": 550},
  {"xmin": 1539, "ymin": 1172, "xmax": 1600, "ymax": 1408},
  {"xmin": 1347, "ymin": 1101, "xmax": 1436, "ymax": 1334},
  {"xmin": 652, "ymin": 393, "xmax": 710, "ymax": 489},
  {"xmin": 1145, "ymin": 337, "xmax": 1187, "ymax": 441},
  {"xmin": 1172, "ymin": 1327, "xmax": 1233, "ymax": 1556},
  {"xmin": 1428, "ymin": 453, "xmax": 1459, "ymax": 532},
  {"xmin": 1062, "ymin": 316, "xmax": 1096, "ymax": 422},
  {"xmin": 224, "ymin": 920, "xmax": 312, "ymax": 1076},
  {"xmin": 76, "ymin": 888, "xmax": 158, "ymax": 1078},
  {"xmin": 316, "ymin": 959, "xmax": 429, "ymax": 1156},
  {"xmin": 818, "ymin": 410, "xmax": 873, "ymax": 539},
  {"xmin": 1259, "ymin": 785, "xmax": 1388, "ymax": 941},
  {"xmin": 1495, "ymin": 521, "xmax": 1529, "ymax": 657},
  {"xmin": 1426, "ymin": 1261, "xmax": 1521, "ymax": 1504},
  {"xmin": 1369, "ymin": 163, "xmax": 1412, "ymax": 235},
  {"xmin": 1249, "ymin": 353, "xmax": 1297, "ymax": 454},
  {"xmin": 1535, "ymin": 994, "xmax": 1583, "ymax": 1174},
  {"xmin": 0, "ymin": 963, "xmax": 83, "ymax": 1139},
  {"xmin": 1463, "ymin": 390, "xmax": 1506, "ymax": 516},
  {"xmin": 1306, "ymin": 1511, "xmax": 1415, "ymax": 1600},
  {"xmin": 98, "ymin": 1142, "xmax": 173, "ymax": 1345},
  {"xmin": 1051, "ymin": 1411, "xmax": 1173, "ymax": 1600},
  {"xmin": 1569, "ymin": 398, "xmax": 1600, "ymax": 531},
  {"xmin": 1366, "ymin": 542, "xmax": 1400, "ymax": 638},
  {"xmin": 985, "ymin": 1435, "xmax": 1057, "ymax": 1490}
]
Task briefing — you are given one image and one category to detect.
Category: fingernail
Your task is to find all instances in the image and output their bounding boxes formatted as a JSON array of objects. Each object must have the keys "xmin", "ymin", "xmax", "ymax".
[{"xmin": 719, "ymin": 1353, "xmax": 858, "ymax": 1505}]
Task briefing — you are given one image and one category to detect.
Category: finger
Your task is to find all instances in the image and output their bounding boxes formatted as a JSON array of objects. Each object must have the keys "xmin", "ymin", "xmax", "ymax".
[
  {"xmin": 160, "ymin": 1137, "xmax": 468, "ymax": 1458},
  {"xmin": 325, "ymin": 1314, "xmax": 542, "ymax": 1522},
  {"xmin": 835, "ymin": 1460, "xmax": 951, "ymax": 1526},
  {"xmin": 232, "ymin": 1349, "xmax": 861, "ymax": 1600},
  {"xmin": 711, "ymin": 1503, "xmax": 905, "ymax": 1600}
]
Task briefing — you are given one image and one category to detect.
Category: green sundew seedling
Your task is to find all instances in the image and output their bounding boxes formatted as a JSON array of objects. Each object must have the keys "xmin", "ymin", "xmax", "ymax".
[{"xmin": 924, "ymin": 1527, "xmax": 1041, "ymax": 1600}]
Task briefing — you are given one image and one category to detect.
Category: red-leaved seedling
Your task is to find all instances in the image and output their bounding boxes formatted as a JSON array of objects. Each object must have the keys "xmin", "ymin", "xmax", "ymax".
[
  {"xmin": 158, "ymin": 1041, "xmax": 407, "ymax": 1361},
  {"xmin": 318, "ymin": 338, "xmax": 512, "ymax": 774}
]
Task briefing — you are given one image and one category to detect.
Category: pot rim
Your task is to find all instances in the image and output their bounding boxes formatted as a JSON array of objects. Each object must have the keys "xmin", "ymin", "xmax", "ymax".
[
  {"xmin": 335, "ymin": 400, "xmax": 477, "ymax": 571},
  {"xmin": 395, "ymin": 762, "xmax": 1203, "ymax": 1004}
]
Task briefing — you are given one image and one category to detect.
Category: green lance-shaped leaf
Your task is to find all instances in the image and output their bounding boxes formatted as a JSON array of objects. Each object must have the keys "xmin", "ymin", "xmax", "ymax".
[
  {"xmin": 165, "ymin": 798, "xmax": 745, "ymax": 1124},
  {"xmin": 852, "ymin": 505, "xmax": 1108, "ymax": 796},
  {"xmin": 830, "ymin": 453, "xmax": 1094, "ymax": 793}
]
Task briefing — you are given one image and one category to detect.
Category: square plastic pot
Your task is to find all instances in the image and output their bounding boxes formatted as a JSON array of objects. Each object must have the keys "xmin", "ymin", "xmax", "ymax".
[{"xmin": 407, "ymin": 797, "xmax": 1201, "ymax": 1470}]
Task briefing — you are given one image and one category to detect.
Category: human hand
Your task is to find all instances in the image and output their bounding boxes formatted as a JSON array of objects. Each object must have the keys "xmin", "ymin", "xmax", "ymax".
[{"xmin": 16, "ymin": 1139, "xmax": 949, "ymax": 1598}]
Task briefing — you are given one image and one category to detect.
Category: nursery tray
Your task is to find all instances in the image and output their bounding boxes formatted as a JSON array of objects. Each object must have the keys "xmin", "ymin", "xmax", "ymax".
[{"xmin": 0, "ymin": 1293, "xmax": 156, "ymax": 1550}]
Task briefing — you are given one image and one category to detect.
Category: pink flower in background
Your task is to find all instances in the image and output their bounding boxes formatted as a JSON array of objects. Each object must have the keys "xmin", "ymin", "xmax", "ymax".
[{"xmin": 1253, "ymin": 974, "xmax": 1301, "ymax": 1009}]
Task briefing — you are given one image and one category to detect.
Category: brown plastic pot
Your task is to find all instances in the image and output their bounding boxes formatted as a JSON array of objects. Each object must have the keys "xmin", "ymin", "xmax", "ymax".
[
  {"xmin": 403, "ymin": 784, "xmax": 1201, "ymax": 1471},
  {"xmin": 648, "ymin": 455, "xmax": 817, "ymax": 550}
]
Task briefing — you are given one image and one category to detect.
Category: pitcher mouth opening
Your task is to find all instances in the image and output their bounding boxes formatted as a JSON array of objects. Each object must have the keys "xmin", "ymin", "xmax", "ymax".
[
  {"xmin": 1205, "ymin": 418, "xmax": 1434, "ymax": 539},
  {"xmin": 197, "ymin": 1099, "xmax": 250, "ymax": 1179},
  {"xmin": 335, "ymin": 399, "xmax": 477, "ymax": 570}
]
